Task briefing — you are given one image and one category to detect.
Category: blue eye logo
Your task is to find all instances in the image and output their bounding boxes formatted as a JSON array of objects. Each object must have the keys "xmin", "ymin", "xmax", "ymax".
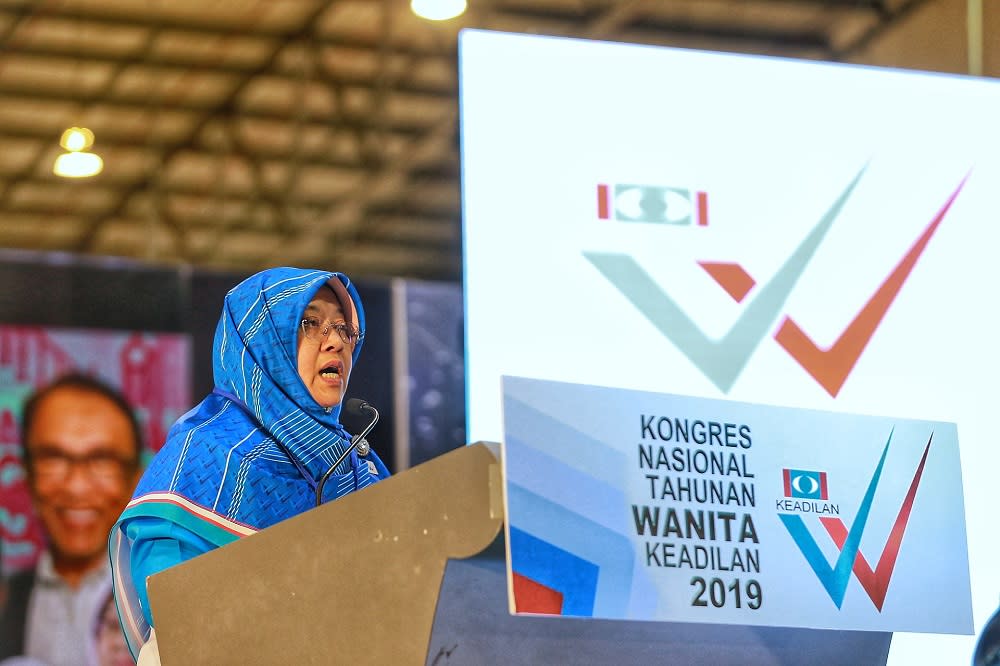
[{"xmin": 783, "ymin": 468, "xmax": 828, "ymax": 500}]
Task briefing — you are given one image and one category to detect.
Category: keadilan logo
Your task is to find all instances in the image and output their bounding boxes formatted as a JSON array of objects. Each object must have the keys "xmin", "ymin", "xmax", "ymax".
[
  {"xmin": 589, "ymin": 167, "xmax": 968, "ymax": 396},
  {"xmin": 597, "ymin": 183, "xmax": 709, "ymax": 226},
  {"xmin": 778, "ymin": 429, "xmax": 933, "ymax": 611},
  {"xmin": 783, "ymin": 468, "xmax": 829, "ymax": 501}
]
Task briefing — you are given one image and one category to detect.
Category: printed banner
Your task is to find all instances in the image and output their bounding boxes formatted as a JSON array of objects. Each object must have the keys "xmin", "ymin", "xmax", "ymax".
[{"xmin": 502, "ymin": 376, "xmax": 972, "ymax": 635}]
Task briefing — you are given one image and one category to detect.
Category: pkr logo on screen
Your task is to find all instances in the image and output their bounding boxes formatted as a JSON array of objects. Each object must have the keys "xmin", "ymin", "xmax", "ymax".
[
  {"xmin": 597, "ymin": 183, "xmax": 709, "ymax": 226},
  {"xmin": 589, "ymin": 167, "xmax": 969, "ymax": 397}
]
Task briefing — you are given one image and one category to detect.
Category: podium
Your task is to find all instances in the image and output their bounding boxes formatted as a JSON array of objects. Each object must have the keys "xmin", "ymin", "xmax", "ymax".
[{"xmin": 148, "ymin": 443, "xmax": 891, "ymax": 665}]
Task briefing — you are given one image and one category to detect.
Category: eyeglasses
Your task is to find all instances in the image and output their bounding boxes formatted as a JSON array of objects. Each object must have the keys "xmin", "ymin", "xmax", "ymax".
[
  {"xmin": 31, "ymin": 450, "xmax": 138, "ymax": 484},
  {"xmin": 300, "ymin": 317, "xmax": 362, "ymax": 346}
]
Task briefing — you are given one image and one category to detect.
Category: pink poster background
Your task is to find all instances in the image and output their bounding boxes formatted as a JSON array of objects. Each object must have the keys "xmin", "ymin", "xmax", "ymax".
[{"xmin": 0, "ymin": 325, "xmax": 190, "ymax": 574}]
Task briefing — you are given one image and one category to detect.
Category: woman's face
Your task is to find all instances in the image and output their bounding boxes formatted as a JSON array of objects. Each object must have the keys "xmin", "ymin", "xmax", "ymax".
[{"xmin": 296, "ymin": 286, "xmax": 355, "ymax": 408}]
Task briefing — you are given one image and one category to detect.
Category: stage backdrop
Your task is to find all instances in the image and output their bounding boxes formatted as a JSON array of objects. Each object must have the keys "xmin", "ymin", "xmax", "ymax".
[
  {"xmin": 391, "ymin": 279, "xmax": 467, "ymax": 470},
  {"xmin": 459, "ymin": 29, "xmax": 1000, "ymax": 665}
]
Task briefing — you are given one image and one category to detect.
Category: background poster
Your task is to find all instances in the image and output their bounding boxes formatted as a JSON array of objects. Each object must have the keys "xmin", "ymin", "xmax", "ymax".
[{"xmin": 0, "ymin": 325, "xmax": 190, "ymax": 574}]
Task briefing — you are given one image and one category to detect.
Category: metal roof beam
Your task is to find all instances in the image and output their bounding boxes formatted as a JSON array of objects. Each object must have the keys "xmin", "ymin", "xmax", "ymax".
[
  {"xmin": 830, "ymin": 0, "xmax": 934, "ymax": 59},
  {"xmin": 0, "ymin": 45, "xmax": 456, "ymax": 96}
]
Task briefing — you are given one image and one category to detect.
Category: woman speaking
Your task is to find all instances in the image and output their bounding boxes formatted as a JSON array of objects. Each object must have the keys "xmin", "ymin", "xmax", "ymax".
[{"xmin": 109, "ymin": 267, "xmax": 391, "ymax": 662}]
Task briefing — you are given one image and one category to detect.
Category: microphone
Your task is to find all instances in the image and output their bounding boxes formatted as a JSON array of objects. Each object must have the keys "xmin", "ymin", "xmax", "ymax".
[
  {"xmin": 314, "ymin": 398, "xmax": 379, "ymax": 507},
  {"xmin": 346, "ymin": 398, "xmax": 374, "ymax": 457}
]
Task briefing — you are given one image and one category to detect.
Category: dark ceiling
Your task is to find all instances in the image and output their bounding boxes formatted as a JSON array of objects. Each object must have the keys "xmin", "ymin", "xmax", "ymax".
[{"xmin": 0, "ymin": 0, "xmax": 990, "ymax": 281}]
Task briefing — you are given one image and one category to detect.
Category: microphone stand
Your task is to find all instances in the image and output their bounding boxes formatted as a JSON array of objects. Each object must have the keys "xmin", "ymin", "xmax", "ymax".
[{"xmin": 315, "ymin": 401, "xmax": 379, "ymax": 507}]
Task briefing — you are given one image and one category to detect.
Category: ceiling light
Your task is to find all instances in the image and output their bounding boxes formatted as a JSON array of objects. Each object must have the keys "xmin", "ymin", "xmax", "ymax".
[
  {"xmin": 54, "ymin": 127, "xmax": 103, "ymax": 178},
  {"xmin": 53, "ymin": 151, "xmax": 104, "ymax": 178},
  {"xmin": 411, "ymin": 0, "xmax": 466, "ymax": 21},
  {"xmin": 60, "ymin": 127, "xmax": 94, "ymax": 152}
]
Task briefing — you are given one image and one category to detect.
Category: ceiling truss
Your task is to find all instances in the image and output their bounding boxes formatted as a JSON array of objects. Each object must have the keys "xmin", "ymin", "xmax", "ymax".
[{"xmin": 0, "ymin": 0, "xmax": 967, "ymax": 280}]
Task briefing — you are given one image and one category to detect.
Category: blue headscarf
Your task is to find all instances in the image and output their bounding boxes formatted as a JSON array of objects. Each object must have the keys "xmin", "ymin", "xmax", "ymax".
[{"xmin": 110, "ymin": 267, "xmax": 390, "ymax": 657}]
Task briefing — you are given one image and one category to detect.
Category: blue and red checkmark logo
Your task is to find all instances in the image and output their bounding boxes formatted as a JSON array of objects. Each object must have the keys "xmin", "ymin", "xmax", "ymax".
[
  {"xmin": 780, "ymin": 430, "xmax": 932, "ymax": 611},
  {"xmin": 590, "ymin": 167, "xmax": 968, "ymax": 396}
]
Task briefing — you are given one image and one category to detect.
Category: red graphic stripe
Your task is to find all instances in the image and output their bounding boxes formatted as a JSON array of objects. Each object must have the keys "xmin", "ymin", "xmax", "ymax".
[
  {"xmin": 783, "ymin": 468, "xmax": 792, "ymax": 497},
  {"xmin": 697, "ymin": 191, "xmax": 709, "ymax": 226},
  {"xmin": 513, "ymin": 573, "xmax": 564, "ymax": 615},
  {"xmin": 819, "ymin": 471, "xmax": 829, "ymax": 500},
  {"xmin": 774, "ymin": 176, "xmax": 968, "ymax": 397},
  {"xmin": 819, "ymin": 434, "xmax": 933, "ymax": 611},
  {"xmin": 597, "ymin": 184, "xmax": 610, "ymax": 219},
  {"xmin": 698, "ymin": 261, "xmax": 756, "ymax": 303}
]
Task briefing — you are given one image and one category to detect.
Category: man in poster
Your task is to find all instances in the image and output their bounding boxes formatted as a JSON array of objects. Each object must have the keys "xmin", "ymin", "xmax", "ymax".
[{"xmin": 0, "ymin": 374, "xmax": 141, "ymax": 665}]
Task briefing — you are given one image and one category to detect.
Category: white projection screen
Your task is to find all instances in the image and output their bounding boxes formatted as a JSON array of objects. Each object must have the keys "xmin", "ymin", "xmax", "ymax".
[{"xmin": 459, "ymin": 29, "xmax": 1000, "ymax": 664}]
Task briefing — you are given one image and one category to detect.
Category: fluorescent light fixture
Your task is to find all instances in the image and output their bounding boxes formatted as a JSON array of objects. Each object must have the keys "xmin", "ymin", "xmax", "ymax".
[{"xmin": 411, "ymin": 0, "xmax": 466, "ymax": 21}]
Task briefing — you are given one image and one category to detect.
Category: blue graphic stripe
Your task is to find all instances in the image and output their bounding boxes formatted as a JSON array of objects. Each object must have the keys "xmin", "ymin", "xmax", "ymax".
[
  {"xmin": 506, "ymin": 433, "xmax": 629, "ymax": 535},
  {"xmin": 509, "ymin": 526, "xmax": 599, "ymax": 615},
  {"xmin": 503, "ymin": 393, "xmax": 625, "ymax": 488},
  {"xmin": 507, "ymin": 482, "xmax": 633, "ymax": 616}
]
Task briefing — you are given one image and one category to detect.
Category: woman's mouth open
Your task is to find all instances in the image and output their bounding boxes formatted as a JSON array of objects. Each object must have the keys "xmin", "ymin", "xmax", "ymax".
[{"xmin": 319, "ymin": 361, "xmax": 343, "ymax": 385}]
